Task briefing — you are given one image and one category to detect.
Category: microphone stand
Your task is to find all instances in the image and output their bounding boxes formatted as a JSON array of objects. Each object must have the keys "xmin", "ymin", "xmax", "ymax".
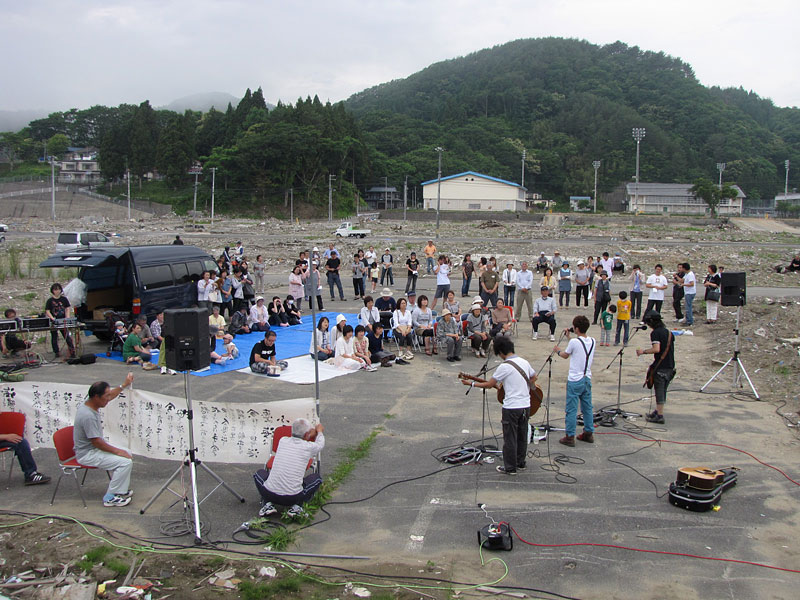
[
  {"xmin": 602, "ymin": 326, "xmax": 644, "ymax": 421},
  {"xmin": 475, "ymin": 344, "xmax": 501, "ymax": 454},
  {"xmin": 532, "ymin": 330, "xmax": 568, "ymax": 442}
]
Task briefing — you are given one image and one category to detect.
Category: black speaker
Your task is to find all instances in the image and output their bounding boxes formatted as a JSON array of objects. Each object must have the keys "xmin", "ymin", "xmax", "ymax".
[
  {"xmin": 720, "ymin": 272, "xmax": 746, "ymax": 306},
  {"xmin": 164, "ymin": 308, "xmax": 210, "ymax": 371}
]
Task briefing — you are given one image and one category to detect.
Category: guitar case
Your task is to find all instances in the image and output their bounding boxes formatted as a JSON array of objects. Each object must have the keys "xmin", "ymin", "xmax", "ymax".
[{"xmin": 668, "ymin": 468, "xmax": 738, "ymax": 512}]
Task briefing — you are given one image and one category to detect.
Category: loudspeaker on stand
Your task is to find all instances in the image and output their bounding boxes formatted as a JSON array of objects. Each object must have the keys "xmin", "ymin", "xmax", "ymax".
[
  {"xmin": 164, "ymin": 308, "xmax": 210, "ymax": 371},
  {"xmin": 720, "ymin": 271, "xmax": 746, "ymax": 306}
]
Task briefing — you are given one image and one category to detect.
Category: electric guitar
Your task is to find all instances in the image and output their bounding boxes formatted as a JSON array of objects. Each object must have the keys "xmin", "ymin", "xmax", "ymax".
[{"xmin": 458, "ymin": 372, "xmax": 542, "ymax": 416}]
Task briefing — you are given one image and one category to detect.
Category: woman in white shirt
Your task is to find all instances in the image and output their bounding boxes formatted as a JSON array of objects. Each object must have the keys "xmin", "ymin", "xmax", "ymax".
[
  {"xmin": 249, "ymin": 297, "xmax": 270, "ymax": 332},
  {"xmin": 310, "ymin": 316, "xmax": 334, "ymax": 361},
  {"xmin": 359, "ymin": 296, "xmax": 381, "ymax": 334},
  {"xmin": 197, "ymin": 271, "xmax": 214, "ymax": 312},
  {"xmin": 392, "ymin": 297, "xmax": 415, "ymax": 360},
  {"xmin": 334, "ymin": 325, "xmax": 365, "ymax": 371},
  {"xmin": 412, "ymin": 295, "xmax": 436, "ymax": 355}
]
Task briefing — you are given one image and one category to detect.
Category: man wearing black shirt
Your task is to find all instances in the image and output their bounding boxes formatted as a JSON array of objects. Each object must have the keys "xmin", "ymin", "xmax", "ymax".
[
  {"xmin": 405, "ymin": 252, "xmax": 420, "ymax": 295},
  {"xmin": 671, "ymin": 264, "xmax": 685, "ymax": 321},
  {"xmin": 366, "ymin": 324, "xmax": 399, "ymax": 366},
  {"xmin": 325, "ymin": 251, "xmax": 345, "ymax": 301},
  {"xmin": 250, "ymin": 330, "xmax": 278, "ymax": 374},
  {"xmin": 636, "ymin": 311, "xmax": 675, "ymax": 424},
  {"xmin": 787, "ymin": 253, "xmax": 800, "ymax": 273}
]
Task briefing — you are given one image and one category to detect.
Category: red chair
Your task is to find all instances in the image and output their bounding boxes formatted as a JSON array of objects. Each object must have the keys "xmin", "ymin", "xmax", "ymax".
[
  {"xmin": 0, "ymin": 412, "xmax": 26, "ymax": 488},
  {"xmin": 265, "ymin": 425, "xmax": 313, "ymax": 471},
  {"xmin": 507, "ymin": 305, "xmax": 518, "ymax": 336},
  {"xmin": 50, "ymin": 426, "xmax": 109, "ymax": 508}
]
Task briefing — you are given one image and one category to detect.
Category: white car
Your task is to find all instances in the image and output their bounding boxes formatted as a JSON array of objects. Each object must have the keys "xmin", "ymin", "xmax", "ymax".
[
  {"xmin": 0, "ymin": 223, "xmax": 7, "ymax": 232},
  {"xmin": 55, "ymin": 231, "xmax": 115, "ymax": 253}
]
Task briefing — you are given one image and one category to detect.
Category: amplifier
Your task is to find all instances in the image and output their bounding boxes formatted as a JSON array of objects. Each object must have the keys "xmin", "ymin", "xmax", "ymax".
[
  {"xmin": 0, "ymin": 319, "xmax": 18, "ymax": 332},
  {"xmin": 22, "ymin": 317, "xmax": 51, "ymax": 330},
  {"xmin": 53, "ymin": 318, "xmax": 78, "ymax": 327}
]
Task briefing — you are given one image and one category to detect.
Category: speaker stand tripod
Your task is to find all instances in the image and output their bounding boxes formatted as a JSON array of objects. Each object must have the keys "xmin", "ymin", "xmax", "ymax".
[
  {"xmin": 140, "ymin": 371, "xmax": 245, "ymax": 544},
  {"xmin": 700, "ymin": 303, "xmax": 759, "ymax": 399}
]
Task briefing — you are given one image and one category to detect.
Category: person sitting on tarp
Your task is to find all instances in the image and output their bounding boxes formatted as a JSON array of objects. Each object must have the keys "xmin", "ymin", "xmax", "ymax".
[
  {"xmin": 249, "ymin": 330, "xmax": 288, "ymax": 375},
  {"xmin": 253, "ymin": 419, "xmax": 324, "ymax": 519}
]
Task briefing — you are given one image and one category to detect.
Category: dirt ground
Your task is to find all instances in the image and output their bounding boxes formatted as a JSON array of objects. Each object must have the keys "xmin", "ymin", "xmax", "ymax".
[{"xmin": 1, "ymin": 214, "xmax": 799, "ymax": 599}]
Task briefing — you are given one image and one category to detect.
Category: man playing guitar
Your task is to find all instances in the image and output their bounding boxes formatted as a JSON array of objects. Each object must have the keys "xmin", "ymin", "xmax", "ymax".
[{"xmin": 460, "ymin": 336, "xmax": 537, "ymax": 475}]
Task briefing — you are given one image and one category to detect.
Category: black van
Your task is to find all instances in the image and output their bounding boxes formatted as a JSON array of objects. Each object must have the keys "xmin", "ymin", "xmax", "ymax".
[{"xmin": 40, "ymin": 245, "xmax": 217, "ymax": 338}]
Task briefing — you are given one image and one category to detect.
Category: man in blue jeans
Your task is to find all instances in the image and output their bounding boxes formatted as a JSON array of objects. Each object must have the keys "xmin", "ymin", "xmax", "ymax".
[
  {"xmin": 0, "ymin": 429, "xmax": 50, "ymax": 486},
  {"xmin": 553, "ymin": 315, "xmax": 596, "ymax": 446},
  {"xmin": 254, "ymin": 419, "xmax": 324, "ymax": 518}
]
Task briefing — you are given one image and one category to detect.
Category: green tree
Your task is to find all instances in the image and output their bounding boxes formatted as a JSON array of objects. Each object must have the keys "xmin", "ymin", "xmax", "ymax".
[
  {"xmin": 691, "ymin": 177, "xmax": 739, "ymax": 217},
  {"xmin": 128, "ymin": 101, "xmax": 158, "ymax": 188},
  {"xmin": 0, "ymin": 130, "xmax": 36, "ymax": 170},
  {"xmin": 156, "ymin": 115, "xmax": 193, "ymax": 188},
  {"xmin": 47, "ymin": 133, "xmax": 70, "ymax": 158}
]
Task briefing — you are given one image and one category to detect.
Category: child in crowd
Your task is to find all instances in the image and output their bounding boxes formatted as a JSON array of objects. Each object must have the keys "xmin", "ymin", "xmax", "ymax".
[
  {"xmin": 353, "ymin": 325, "xmax": 377, "ymax": 371},
  {"xmin": 221, "ymin": 334, "xmax": 239, "ymax": 360},
  {"xmin": 600, "ymin": 304, "xmax": 615, "ymax": 346},
  {"xmin": 615, "ymin": 291, "xmax": 632, "ymax": 346},
  {"xmin": 369, "ymin": 262, "xmax": 380, "ymax": 293}
]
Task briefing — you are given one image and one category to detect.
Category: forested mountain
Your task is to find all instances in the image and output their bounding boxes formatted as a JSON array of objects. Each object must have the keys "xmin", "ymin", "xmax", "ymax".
[{"xmin": 347, "ymin": 38, "xmax": 800, "ymax": 202}]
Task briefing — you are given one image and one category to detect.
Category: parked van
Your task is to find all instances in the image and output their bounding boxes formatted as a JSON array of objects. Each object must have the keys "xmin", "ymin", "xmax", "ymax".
[
  {"xmin": 40, "ymin": 245, "xmax": 216, "ymax": 338},
  {"xmin": 56, "ymin": 231, "xmax": 115, "ymax": 253}
]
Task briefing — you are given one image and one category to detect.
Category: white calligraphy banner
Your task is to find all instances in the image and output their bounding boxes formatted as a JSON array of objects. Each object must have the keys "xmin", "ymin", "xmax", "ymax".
[{"xmin": 0, "ymin": 382, "xmax": 316, "ymax": 465}]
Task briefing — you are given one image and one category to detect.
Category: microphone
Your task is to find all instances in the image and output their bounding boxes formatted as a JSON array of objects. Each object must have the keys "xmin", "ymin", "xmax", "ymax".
[{"xmin": 634, "ymin": 325, "xmax": 648, "ymax": 331}]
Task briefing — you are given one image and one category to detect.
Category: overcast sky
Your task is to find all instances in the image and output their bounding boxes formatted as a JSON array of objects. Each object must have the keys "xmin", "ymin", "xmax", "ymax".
[{"xmin": 1, "ymin": 0, "xmax": 798, "ymax": 112}]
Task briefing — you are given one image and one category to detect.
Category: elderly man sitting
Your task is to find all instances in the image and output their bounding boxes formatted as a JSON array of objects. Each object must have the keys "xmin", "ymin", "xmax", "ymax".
[
  {"xmin": 253, "ymin": 419, "xmax": 325, "ymax": 519},
  {"xmin": 436, "ymin": 308, "xmax": 462, "ymax": 362},
  {"xmin": 532, "ymin": 285, "xmax": 558, "ymax": 341}
]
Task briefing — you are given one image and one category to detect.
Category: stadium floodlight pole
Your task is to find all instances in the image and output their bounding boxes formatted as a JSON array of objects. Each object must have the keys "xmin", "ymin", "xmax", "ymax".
[
  {"xmin": 50, "ymin": 157, "xmax": 56, "ymax": 229},
  {"xmin": 210, "ymin": 167, "xmax": 217, "ymax": 229},
  {"xmin": 521, "ymin": 149, "xmax": 526, "ymax": 189},
  {"xmin": 785, "ymin": 159, "xmax": 790, "ymax": 199},
  {"xmin": 632, "ymin": 128, "xmax": 645, "ymax": 211},
  {"xmin": 716, "ymin": 162, "xmax": 726, "ymax": 189},
  {"xmin": 435, "ymin": 146, "xmax": 444, "ymax": 234},
  {"xmin": 592, "ymin": 160, "xmax": 601, "ymax": 213},
  {"xmin": 328, "ymin": 174, "xmax": 336, "ymax": 222}
]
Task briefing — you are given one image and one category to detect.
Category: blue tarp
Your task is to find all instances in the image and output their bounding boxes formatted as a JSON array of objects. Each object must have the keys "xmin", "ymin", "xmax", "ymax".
[{"xmin": 98, "ymin": 311, "xmax": 359, "ymax": 377}]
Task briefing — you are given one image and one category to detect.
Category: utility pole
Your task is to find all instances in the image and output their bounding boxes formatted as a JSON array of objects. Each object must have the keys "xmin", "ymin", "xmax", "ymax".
[
  {"xmin": 521, "ymin": 149, "xmax": 526, "ymax": 189},
  {"xmin": 328, "ymin": 174, "xmax": 336, "ymax": 221},
  {"xmin": 290, "ymin": 188, "xmax": 294, "ymax": 224},
  {"xmin": 383, "ymin": 176, "xmax": 388, "ymax": 210},
  {"xmin": 192, "ymin": 170, "xmax": 199, "ymax": 229},
  {"xmin": 126, "ymin": 167, "xmax": 131, "ymax": 221},
  {"xmin": 435, "ymin": 146, "xmax": 444, "ymax": 234},
  {"xmin": 210, "ymin": 167, "xmax": 217, "ymax": 229},
  {"xmin": 716, "ymin": 162, "xmax": 726, "ymax": 189},
  {"xmin": 403, "ymin": 175, "xmax": 408, "ymax": 222},
  {"xmin": 50, "ymin": 157, "xmax": 56, "ymax": 229},
  {"xmin": 592, "ymin": 160, "xmax": 601, "ymax": 213},
  {"xmin": 632, "ymin": 128, "xmax": 646, "ymax": 212}
]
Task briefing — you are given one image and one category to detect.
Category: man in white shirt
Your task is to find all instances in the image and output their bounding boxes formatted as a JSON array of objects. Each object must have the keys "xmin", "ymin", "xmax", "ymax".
[
  {"xmin": 254, "ymin": 419, "xmax": 325, "ymax": 519},
  {"xmin": 554, "ymin": 315, "xmax": 596, "ymax": 447},
  {"xmin": 502, "ymin": 262, "xmax": 517, "ymax": 308},
  {"xmin": 645, "ymin": 264, "xmax": 668, "ymax": 316},
  {"xmin": 461, "ymin": 336, "xmax": 536, "ymax": 475},
  {"xmin": 681, "ymin": 262, "xmax": 697, "ymax": 326},
  {"xmin": 600, "ymin": 252, "xmax": 615, "ymax": 280},
  {"xmin": 515, "ymin": 262, "xmax": 534, "ymax": 320},
  {"xmin": 532, "ymin": 286, "xmax": 558, "ymax": 341}
]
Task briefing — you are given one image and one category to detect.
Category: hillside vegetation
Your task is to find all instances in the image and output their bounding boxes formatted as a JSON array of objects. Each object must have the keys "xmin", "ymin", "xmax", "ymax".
[{"xmin": 2, "ymin": 38, "xmax": 798, "ymax": 214}]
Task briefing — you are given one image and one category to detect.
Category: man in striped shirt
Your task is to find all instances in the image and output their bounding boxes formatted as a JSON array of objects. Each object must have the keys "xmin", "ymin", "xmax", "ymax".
[{"xmin": 254, "ymin": 419, "xmax": 324, "ymax": 519}]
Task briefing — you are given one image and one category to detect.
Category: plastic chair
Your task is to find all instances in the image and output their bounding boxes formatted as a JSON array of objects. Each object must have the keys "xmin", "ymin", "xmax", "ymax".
[
  {"xmin": 506, "ymin": 305, "xmax": 518, "ymax": 336},
  {"xmin": 50, "ymin": 426, "xmax": 110, "ymax": 508},
  {"xmin": 265, "ymin": 425, "xmax": 313, "ymax": 471},
  {"xmin": 0, "ymin": 412, "xmax": 25, "ymax": 488}
]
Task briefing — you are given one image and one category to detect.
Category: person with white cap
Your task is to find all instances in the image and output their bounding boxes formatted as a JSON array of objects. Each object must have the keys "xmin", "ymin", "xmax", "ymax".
[
  {"xmin": 249, "ymin": 297, "xmax": 270, "ymax": 332},
  {"xmin": 552, "ymin": 251, "xmax": 563, "ymax": 270},
  {"xmin": 437, "ymin": 308, "xmax": 462, "ymax": 361},
  {"xmin": 466, "ymin": 301, "xmax": 491, "ymax": 357},
  {"xmin": 380, "ymin": 248, "xmax": 394, "ymax": 286},
  {"xmin": 375, "ymin": 287, "xmax": 396, "ymax": 338},
  {"xmin": 574, "ymin": 260, "xmax": 591, "ymax": 307},
  {"xmin": 330, "ymin": 313, "xmax": 348, "ymax": 350},
  {"xmin": 536, "ymin": 251, "xmax": 549, "ymax": 273}
]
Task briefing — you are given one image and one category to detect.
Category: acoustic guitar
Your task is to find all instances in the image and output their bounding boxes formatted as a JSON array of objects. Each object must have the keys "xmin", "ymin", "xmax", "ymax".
[
  {"xmin": 458, "ymin": 372, "xmax": 543, "ymax": 416},
  {"xmin": 676, "ymin": 467, "xmax": 725, "ymax": 491}
]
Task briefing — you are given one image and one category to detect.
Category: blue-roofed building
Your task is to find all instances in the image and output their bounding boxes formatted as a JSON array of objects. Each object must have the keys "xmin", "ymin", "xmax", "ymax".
[{"xmin": 420, "ymin": 171, "xmax": 527, "ymax": 212}]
